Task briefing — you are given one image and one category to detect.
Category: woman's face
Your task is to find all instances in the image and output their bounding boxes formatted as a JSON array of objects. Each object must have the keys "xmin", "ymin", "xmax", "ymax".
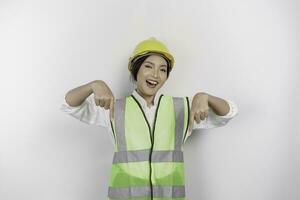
[{"xmin": 136, "ymin": 54, "xmax": 168, "ymax": 97}]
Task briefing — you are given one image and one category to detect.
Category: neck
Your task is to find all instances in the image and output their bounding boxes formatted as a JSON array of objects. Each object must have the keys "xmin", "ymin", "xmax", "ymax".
[{"xmin": 135, "ymin": 88, "xmax": 155, "ymax": 108}]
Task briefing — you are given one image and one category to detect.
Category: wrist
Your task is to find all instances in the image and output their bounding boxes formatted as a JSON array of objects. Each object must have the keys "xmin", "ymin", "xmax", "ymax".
[{"xmin": 195, "ymin": 92, "xmax": 209, "ymax": 99}]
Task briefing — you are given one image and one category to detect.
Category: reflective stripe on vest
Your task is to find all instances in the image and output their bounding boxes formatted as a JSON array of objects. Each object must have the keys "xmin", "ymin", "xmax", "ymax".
[
  {"xmin": 113, "ymin": 149, "xmax": 184, "ymax": 163},
  {"xmin": 108, "ymin": 94, "xmax": 189, "ymax": 200},
  {"xmin": 108, "ymin": 185, "xmax": 185, "ymax": 198}
]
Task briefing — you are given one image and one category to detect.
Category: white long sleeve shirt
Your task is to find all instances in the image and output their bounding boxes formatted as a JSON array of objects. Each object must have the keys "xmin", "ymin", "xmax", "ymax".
[{"xmin": 60, "ymin": 89, "xmax": 238, "ymax": 145}]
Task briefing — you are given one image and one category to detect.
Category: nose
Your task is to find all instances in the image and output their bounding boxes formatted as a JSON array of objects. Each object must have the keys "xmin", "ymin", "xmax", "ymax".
[{"xmin": 153, "ymin": 68, "xmax": 159, "ymax": 78}]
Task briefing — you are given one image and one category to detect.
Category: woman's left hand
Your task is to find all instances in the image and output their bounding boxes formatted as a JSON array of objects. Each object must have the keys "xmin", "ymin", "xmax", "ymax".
[{"xmin": 188, "ymin": 92, "xmax": 209, "ymax": 133}]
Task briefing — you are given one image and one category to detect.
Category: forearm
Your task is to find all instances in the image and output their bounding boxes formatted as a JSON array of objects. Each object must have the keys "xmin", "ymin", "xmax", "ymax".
[
  {"xmin": 65, "ymin": 80, "xmax": 96, "ymax": 107},
  {"xmin": 198, "ymin": 92, "xmax": 230, "ymax": 116}
]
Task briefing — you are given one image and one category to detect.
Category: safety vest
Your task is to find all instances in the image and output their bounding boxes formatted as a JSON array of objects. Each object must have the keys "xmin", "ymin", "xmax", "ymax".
[{"xmin": 108, "ymin": 94, "xmax": 190, "ymax": 200}]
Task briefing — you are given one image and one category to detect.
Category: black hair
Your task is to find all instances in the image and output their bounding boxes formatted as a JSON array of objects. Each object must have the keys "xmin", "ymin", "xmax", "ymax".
[{"xmin": 130, "ymin": 54, "xmax": 172, "ymax": 82}]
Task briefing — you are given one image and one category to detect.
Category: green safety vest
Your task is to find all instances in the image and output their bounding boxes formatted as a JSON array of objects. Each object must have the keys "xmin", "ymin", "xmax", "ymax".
[{"xmin": 108, "ymin": 94, "xmax": 190, "ymax": 200}]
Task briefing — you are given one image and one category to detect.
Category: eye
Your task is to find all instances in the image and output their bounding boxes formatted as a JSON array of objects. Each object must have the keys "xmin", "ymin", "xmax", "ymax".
[
  {"xmin": 145, "ymin": 65, "xmax": 152, "ymax": 68},
  {"xmin": 160, "ymin": 68, "xmax": 167, "ymax": 72}
]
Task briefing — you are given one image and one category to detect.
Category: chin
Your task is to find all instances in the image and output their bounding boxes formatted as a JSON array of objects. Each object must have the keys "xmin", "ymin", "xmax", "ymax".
[
  {"xmin": 144, "ymin": 90, "xmax": 156, "ymax": 96},
  {"xmin": 142, "ymin": 88, "xmax": 157, "ymax": 96}
]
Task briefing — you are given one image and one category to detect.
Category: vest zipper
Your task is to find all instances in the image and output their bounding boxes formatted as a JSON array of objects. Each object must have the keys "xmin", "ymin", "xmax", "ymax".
[{"xmin": 130, "ymin": 94, "xmax": 164, "ymax": 199}]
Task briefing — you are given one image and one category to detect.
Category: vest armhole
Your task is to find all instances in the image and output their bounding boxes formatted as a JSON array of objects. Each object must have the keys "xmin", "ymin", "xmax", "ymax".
[{"xmin": 182, "ymin": 96, "xmax": 190, "ymax": 144}]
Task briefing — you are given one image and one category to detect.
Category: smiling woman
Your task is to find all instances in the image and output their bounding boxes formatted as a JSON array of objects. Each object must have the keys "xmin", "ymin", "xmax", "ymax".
[
  {"xmin": 129, "ymin": 53, "xmax": 172, "ymax": 107},
  {"xmin": 61, "ymin": 36, "xmax": 238, "ymax": 200},
  {"xmin": 129, "ymin": 52, "xmax": 172, "ymax": 81},
  {"xmin": 127, "ymin": 37, "xmax": 174, "ymax": 108}
]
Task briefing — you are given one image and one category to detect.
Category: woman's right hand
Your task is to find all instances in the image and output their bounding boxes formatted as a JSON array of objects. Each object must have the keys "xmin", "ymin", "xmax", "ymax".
[{"xmin": 90, "ymin": 80, "xmax": 115, "ymax": 120}]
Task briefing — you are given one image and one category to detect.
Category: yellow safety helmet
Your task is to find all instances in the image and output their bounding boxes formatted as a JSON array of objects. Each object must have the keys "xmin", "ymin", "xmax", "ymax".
[{"xmin": 128, "ymin": 37, "xmax": 175, "ymax": 72}]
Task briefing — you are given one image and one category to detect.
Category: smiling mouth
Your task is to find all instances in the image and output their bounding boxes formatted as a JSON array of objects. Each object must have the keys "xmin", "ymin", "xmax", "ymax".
[{"xmin": 146, "ymin": 79, "xmax": 158, "ymax": 88}]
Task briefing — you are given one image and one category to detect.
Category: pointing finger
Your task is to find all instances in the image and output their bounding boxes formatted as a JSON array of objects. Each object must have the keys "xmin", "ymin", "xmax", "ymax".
[
  {"xmin": 109, "ymin": 97, "xmax": 115, "ymax": 121},
  {"xmin": 188, "ymin": 110, "xmax": 195, "ymax": 133}
]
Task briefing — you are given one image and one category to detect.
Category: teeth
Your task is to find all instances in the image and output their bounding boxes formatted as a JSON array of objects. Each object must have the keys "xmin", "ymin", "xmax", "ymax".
[{"xmin": 147, "ymin": 80, "xmax": 158, "ymax": 85}]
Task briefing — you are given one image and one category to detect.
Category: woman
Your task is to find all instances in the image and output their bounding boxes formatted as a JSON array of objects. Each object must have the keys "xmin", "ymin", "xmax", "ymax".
[{"xmin": 60, "ymin": 37, "xmax": 238, "ymax": 200}]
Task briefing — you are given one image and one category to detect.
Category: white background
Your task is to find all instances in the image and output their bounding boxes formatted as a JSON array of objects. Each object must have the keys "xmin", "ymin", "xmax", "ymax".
[{"xmin": 0, "ymin": 0, "xmax": 299, "ymax": 199}]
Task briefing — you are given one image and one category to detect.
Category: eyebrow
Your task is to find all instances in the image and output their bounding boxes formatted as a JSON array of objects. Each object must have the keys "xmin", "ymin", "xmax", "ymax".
[{"xmin": 144, "ymin": 61, "xmax": 167, "ymax": 67}]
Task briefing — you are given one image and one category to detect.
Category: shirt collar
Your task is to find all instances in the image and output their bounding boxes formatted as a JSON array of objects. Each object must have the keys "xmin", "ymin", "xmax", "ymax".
[{"xmin": 132, "ymin": 88, "xmax": 163, "ymax": 109}]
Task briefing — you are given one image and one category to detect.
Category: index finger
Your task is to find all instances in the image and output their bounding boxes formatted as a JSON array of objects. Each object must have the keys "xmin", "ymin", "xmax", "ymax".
[
  {"xmin": 188, "ymin": 110, "xmax": 195, "ymax": 133},
  {"xmin": 109, "ymin": 97, "xmax": 115, "ymax": 121}
]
